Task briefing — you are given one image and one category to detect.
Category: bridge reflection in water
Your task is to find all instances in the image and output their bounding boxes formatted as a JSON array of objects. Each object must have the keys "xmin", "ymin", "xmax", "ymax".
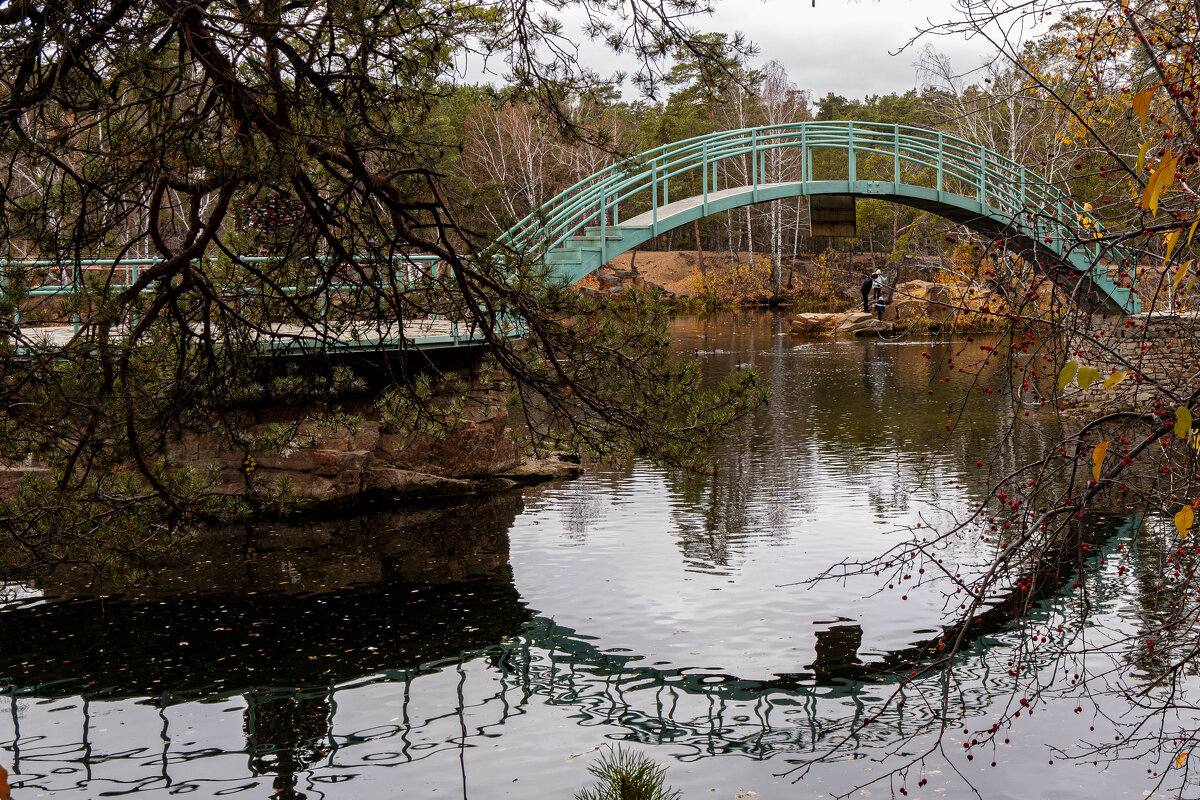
[{"xmin": 0, "ymin": 493, "xmax": 1135, "ymax": 797}]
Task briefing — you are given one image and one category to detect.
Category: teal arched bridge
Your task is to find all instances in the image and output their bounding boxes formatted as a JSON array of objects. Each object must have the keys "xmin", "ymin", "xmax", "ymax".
[
  {"xmin": 498, "ymin": 120, "xmax": 1138, "ymax": 314},
  {"xmin": 3, "ymin": 121, "xmax": 1139, "ymax": 354}
]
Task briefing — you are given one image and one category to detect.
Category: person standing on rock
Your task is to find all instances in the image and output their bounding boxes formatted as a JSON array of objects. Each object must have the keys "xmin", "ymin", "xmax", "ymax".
[
  {"xmin": 871, "ymin": 268, "xmax": 884, "ymax": 301},
  {"xmin": 859, "ymin": 273, "xmax": 874, "ymax": 312},
  {"xmin": 874, "ymin": 293, "xmax": 887, "ymax": 321}
]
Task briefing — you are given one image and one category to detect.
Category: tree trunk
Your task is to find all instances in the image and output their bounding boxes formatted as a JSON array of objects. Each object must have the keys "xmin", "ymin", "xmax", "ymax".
[
  {"xmin": 745, "ymin": 206, "xmax": 754, "ymax": 272},
  {"xmin": 789, "ymin": 198, "xmax": 801, "ymax": 290},
  {"xmin": 693, "ymin": 218, "xmax": 706, "ymax": 275}
]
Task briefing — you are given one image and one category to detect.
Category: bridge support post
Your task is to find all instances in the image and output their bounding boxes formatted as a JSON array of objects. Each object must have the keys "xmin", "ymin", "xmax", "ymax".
[{"xmin": 809, "ymin": 195, "xmax": 857, "ymax": 238}]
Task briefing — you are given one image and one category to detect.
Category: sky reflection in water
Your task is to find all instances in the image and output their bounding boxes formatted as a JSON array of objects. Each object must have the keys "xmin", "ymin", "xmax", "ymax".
[{"xmin": 0, "ymin": 311, "xmax": 1189, "ymax": 799}]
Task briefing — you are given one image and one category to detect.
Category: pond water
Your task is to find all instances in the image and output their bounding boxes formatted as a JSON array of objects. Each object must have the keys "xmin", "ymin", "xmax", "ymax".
[{"xmin": 0, "ymin": 312, "xmax": 1191, "ymax": 799}]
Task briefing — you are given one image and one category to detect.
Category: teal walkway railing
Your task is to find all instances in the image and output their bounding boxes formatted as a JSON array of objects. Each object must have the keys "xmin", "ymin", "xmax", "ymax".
[{"xmin": 0, "ymin": 121, "xmax": 1140, "ymax": 355}]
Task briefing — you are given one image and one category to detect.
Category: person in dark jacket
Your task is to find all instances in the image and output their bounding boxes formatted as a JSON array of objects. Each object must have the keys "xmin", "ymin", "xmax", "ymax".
[
  {"xmin": 859, "ymin": 275, "xmax": 873, "ymax": 312},
  {"xmin": 874, "ymin": 293, "xmax": 887, "ymax": 321}
]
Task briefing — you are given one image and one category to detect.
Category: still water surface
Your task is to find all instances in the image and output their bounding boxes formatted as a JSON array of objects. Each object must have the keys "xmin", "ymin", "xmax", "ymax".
[{"xmin": 0, "ymin": 312, "xmax": 1186, "ymax": 798}]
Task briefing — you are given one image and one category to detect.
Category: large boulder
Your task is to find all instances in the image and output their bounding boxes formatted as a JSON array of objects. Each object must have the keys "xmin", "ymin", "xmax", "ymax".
[
  {"xmin": 790, "ymin": 311, "xmax": 894, "ymax": 337},
  {"xmin": 889, "ymin": 280, "xmax": 956, "ymax": 324},
  {"xmin": 834, "ymin": 312, "xmax": 894, "ymax": 337},
  {"xmin": 790, "ymin": 313, "xmax": 846, "ymax": 336}
]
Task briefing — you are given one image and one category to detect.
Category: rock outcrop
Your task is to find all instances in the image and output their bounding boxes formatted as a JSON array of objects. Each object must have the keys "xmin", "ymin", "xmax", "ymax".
[
  {"xmin": 834, "ymin": 312, "xmax": 895, "ymax": 336},
  {"xmin": 167, "ymin": 396, "xmax": 523, "ymax": 508},
  {"xmin": 1, "ymin": 389, "xmax": 585, "ymax": 514},
  {"xmin": 789, "ymin": 312, "xmax": 846, "ymax": 336},
  {"xmin": 889, "ymin": 280, "xmax": 957, "ymax": 328},
  {"xmin": 576, "ymin": 265, "xmax": 673, "ymax": 300},
  {"xmin": 790, "ymin": 311, "xmax": 893, "ymax": 337}
]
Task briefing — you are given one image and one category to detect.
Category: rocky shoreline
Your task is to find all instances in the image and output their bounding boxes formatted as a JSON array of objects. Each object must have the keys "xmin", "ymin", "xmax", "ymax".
[
  {"xmin": 0, "ymin": 395, "xmax": 585, "ymax": 519},
  {"xmin": 788, "ymin": 279, "xmax": 1008, "ymax": 338}
]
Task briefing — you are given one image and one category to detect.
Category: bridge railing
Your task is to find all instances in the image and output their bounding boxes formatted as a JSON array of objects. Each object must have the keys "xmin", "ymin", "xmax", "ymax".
[
  {"xmin": 0, "ymin": 253, "xmax": 492, "ymax": 347},
  {"xmin": 496, "ymin": 121, "xmax": 1136, "ymax": 293}
]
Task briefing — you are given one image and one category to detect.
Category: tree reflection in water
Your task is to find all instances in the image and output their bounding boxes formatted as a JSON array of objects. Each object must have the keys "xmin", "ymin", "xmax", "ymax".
[{"xmin": 0, "ymin": 317, "xmax": 1181, "ymax": 798}]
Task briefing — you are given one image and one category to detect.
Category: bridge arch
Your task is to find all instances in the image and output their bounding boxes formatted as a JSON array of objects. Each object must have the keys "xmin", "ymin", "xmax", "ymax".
[{"xmin": 501, "ymin": 121, "xmax": 1139, "ymax": 313}]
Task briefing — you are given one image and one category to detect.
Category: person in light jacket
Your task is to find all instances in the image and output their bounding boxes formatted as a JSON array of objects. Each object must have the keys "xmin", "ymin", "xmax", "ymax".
[{"xmin": 871, "ymin": 268, "xmax": 884, "ymax": 300}]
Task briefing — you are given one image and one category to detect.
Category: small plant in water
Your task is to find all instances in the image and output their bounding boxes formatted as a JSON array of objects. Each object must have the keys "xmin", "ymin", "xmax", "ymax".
[{"xmin": 573, "ymin": 746, "xmax": 681, "ymax": 800}]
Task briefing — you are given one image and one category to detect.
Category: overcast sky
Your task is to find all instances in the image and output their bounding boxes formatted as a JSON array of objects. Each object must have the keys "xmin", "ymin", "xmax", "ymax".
[
  {"xmin": 704, "ymin": 0, "xmax": 997, "ymax": 98},
  {"xmin": 458, "ymin": 0, "xmax": 1012, "ymax": 103}
]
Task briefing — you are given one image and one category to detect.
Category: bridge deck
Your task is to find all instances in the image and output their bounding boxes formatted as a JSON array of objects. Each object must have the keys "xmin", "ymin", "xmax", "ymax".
[
  {"xmin": 9, "ymin": 318, "xmax": 480, "ymax": 353},
  {"xmin": 622, "ymin": 185, "xmax": 775, "ymax": 228}
]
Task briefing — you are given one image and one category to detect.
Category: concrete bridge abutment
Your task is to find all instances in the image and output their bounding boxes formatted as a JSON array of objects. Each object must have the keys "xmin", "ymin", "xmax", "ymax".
[{"xmin": 1065, "ymin": 311, "xmax": 1200, "ymax": 405}]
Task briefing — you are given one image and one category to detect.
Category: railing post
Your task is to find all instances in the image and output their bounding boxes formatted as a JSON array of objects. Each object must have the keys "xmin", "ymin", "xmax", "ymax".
[
  {"xmin": 1055, "ymin": 197, "xmax": 1065, "ymax": 253},
  {"xmin": 978, "ymin": 144, "xmax": 986, "ymax": 206},
  {"xmin": 600, "ymin": 186, "xmax": 607, "ymax": 265},
  {"xmin": 663, "ymin": 156, "xmax": 669, "ymax": 207},
  {"xmin": 848, "ymin": 121, "xmax": 856, "ymax": 184},
  {"xmin": 893, "ymin": 124, "xmax": 901, "ymax": 188},
  {"xmin": 702, "ymin": 142, "xmax": 709, "ymax": 217},
  {"xmin": 760, "ymin": 131, "xmax": 767, "ymax": 187},
  {"xmin": 800, "ymin": 124, "xmax": 807, "ymax": 183},
  {"xmin": 651, "ymin": 159, "xmax": 658, "ymax": 230},
  {"xmin": 936, "ymin": 132, "xmax": 944, "ymax": 199},
  {"xmin": 751, "ymin": 129, "xmax": 758, "ymax": 199}
]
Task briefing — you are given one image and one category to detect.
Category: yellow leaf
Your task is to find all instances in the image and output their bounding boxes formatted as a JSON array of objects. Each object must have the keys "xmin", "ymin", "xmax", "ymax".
[
  {"xmin": 1176, "ymin": 752, "xmax": 1189, "ymax": 770},
  {"xmin": 1173, "ymin": 260, "xmax": 1194, "ymax": 292},
  {"xmin": 1176, "ymin": 505, "xmax": 1194, "ymax": 538},
  {"xmin": 1176, "ymin": 406, "xmax": 1193, "ymax": 439},
  {"xmin": 1143, "ymin": 152, "xmax": 1179, "ymax": 215},
  {"xmin": 1166, "ymin": 230, "xmax": 1183, "ymax": 261},
  {"xmin": 1092, "ymin": 441, "xmax": 1108, "ymax": 482},
  {"xmin": 1133, "ymin": 86, "xmax": 1156, "ymax": 124},
  {"xmin": 1057, "ymin": 360, "xmax": 1079, "ymax": 394},
  {"xmin": 1188, "ymin": 219, "xmax": 1200, "ymax": 249},
  {"xmin": 1101, "ymin": 371, "xmax": 1127, "ymax": 389},
  {"xmin": 1077, "ymin": 365, "xmax": 1102, "ymax": 391},
  {"xmin": 1137, "ymin": 141, "xmax": 1152, "ymax": 174}
]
